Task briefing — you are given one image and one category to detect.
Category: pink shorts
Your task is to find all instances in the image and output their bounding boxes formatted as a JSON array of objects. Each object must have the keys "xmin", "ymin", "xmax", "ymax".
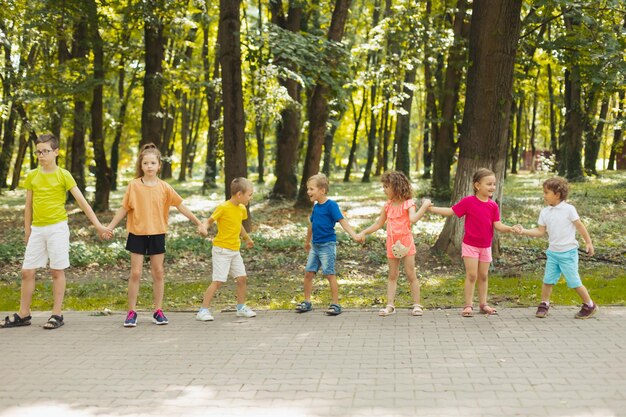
[{"xmin": 461, "ymin": 242, "xmax": 492, "ymax": 263}]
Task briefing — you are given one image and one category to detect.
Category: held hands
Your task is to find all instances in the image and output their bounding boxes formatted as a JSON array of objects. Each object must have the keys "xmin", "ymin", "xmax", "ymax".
[
  {"xmin": 355, "ymin": 232, "xmax": 366, "ymax": 244},
  {"xmin": 197, "ymin": 223, "xmax": 208, "ymax": 237},
  {"xmin": 511, "ymin": 224, "xmax": 524, "ymax": 235},
  {"xmin": 98, "ymin": 224, "xmax": 113, "ymax": 240},
  {"xmin": 420, "ymin": 198, "xmax": 432, "ymax": 209}
]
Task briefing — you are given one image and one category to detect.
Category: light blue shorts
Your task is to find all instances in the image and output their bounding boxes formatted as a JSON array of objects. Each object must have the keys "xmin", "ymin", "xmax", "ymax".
[
  {"xmin": 543, "ymin": 248, "xmax": 582, "ymax": 288},
  {"xmin": 305, "ymin": 242, "xmax": 337, "ymax": 275}
]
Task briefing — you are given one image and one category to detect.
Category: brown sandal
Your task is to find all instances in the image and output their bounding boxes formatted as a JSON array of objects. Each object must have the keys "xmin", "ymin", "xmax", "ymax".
[{"xmin": 461, "ymin": 305, "xmax": 473, "ymax": 317}]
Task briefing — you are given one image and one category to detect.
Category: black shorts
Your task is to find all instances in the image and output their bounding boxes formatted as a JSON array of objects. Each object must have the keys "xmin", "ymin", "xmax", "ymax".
[{"xmin": 125, "ymin": 233, "xmax": 166, "ymax": 255}]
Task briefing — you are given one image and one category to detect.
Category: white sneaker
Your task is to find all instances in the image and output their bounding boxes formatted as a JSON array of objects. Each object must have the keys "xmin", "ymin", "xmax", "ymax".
[
  {"xmin": 236, "ymin": 305, "xmax": 257, "ymax": 318},
  {"xmin": 196, "ymin": 308, "xmax": 214, "ymax": 321}
]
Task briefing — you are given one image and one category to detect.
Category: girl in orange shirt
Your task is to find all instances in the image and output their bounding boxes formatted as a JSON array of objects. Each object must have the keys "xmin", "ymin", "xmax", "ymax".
[
  {"xmin": 106, "ymin": 143, "xmax": 206, "ymax": 327},
  {"xmin": 357, "ymin": 171, "xmax": 431, "ymax": 317}
]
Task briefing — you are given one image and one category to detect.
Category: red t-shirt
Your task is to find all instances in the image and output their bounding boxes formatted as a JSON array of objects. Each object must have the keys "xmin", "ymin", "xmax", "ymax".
[{"xmin": 452, "ymin": 195, "xmax": 500, "ymax": 248}]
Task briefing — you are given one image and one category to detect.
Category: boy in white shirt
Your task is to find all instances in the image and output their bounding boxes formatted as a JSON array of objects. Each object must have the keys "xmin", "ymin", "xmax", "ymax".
[{"xmin": 517, "ymin": 177, "xmax": 598, "ymax": 319}]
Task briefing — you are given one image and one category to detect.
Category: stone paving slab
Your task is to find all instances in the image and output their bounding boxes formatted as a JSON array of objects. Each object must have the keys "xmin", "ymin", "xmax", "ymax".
[{"xmin": 0, "ymin": 307, "xmax": 625, "ymax": 417}]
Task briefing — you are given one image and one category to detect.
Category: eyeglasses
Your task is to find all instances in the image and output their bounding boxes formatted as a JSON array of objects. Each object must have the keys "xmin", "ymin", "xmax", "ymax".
[{"xmin": 36, "ymin": 149, "xmax": 54, "ymax": 156}]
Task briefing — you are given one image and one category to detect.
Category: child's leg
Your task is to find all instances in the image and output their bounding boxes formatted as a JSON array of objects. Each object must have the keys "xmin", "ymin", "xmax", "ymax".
[
  {"xmin": 19, "ymin": 268, "xmax": 36, "ymax": 317},
  {"xmin": 50, "ymin": 269, "xmax": 66, "ymax": 316},
  {"xmin": 541, "ymin": 283, "xmax": 554, "ymax": 302},
  {"xmin": 476, "ymin": 261, "xmax": 491, "ymax": 307},
  {"xmin": 325, "ymin": 274, "xmax": 339, "ymax": 305},
  {"xmin": 574, "ymin": 285, "xmax": 592, "ymax": 305},
  {"xmin": 201, "ymin": 281, "xmax": 222, "ymax": 308},
  {"xmin": 386, "ymin": 258, "xmax": 401, "ymax": 306},
  {"xmin": 128, "ymin": 253, "xmax": 144, "ymax": 311},
  {"xmin": 462, "ymin": 257, "xmax": 479, "ymax": 306},
  {"xmin": 303, "ymin": 271, "xmax": 315, "ymax": 301},
  {"xmin": 149, "ymin": 254, "xmax": 165, "ymax": 310},
  {"xmin": 403, "ymin": 256, "xmax": 420, "ymax": 305},
  {"xmin": 235, "ymin": 275, "xmax": 247, "ymax": 304}
]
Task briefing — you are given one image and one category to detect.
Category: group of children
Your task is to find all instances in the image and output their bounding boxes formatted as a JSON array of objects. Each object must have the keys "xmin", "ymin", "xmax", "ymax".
[{"xmin": 0, "ymin": 134, "xmax": 598, "ymax": 330}]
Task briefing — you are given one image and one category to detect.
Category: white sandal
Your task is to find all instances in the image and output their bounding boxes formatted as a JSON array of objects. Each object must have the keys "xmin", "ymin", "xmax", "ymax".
[
  {"xmin": 378, "ymin": 305, "xmax": 396, "ymax": 317},
  {"xmin": 412, "ymin": 304, "xmax": 424, "ymax": 316}
]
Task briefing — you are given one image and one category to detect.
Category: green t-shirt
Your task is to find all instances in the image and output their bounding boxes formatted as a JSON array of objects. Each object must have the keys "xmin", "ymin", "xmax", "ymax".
[{"xmin": 24, "ymin": 167, "xmax": 77, "ymax": 226}]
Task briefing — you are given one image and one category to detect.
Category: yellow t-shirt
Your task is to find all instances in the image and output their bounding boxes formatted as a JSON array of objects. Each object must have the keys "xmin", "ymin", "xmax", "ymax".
[
  {"xmin": 24, "ymin": 167, "xmax": 77, "ymax": 227},
  {"xmin": 122, "ymin": 178, "xmax": 183, "ymax": 235},
  {"xmin": 211, "ymin": 201, "xmax": 247, "ymax": 251}
]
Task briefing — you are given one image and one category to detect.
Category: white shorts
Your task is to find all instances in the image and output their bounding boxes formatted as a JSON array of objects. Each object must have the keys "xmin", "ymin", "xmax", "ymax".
[
  {"xmin": 212, "ymin": 246, "xmax": 246, "ymax": 282},
  {"xmin": 22, "ymin": 221, "xmax": 70, "ymax": 270}
]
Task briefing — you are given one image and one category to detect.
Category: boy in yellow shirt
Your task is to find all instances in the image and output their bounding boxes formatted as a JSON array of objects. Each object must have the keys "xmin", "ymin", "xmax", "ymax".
[
  {"xmin": 196, "ymin": 177, "xmax": 256, "ymax": 321},
  {"xmin": 1, "ymin": 134, "xmax": 108, "ymax": 330}
]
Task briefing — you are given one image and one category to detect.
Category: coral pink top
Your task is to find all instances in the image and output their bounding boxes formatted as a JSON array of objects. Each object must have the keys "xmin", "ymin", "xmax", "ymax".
[{"xmin": 384, "ymin": 199, "xmax": 416, "ymax": 259}]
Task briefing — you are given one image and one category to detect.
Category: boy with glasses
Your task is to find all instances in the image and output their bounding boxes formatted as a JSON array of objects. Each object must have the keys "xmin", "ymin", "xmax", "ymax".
[{"xmin": 1, "ymin": 134, "xmax": 108, "ymax": 330}]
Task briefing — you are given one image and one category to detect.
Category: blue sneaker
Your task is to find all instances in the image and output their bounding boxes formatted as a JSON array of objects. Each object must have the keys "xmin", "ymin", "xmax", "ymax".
[
  {"xmin": 152, "ymin": 309, "xmax": 169, "ymax": 325},
  {"xmin": 124, "ymin": 310, "xmax": 137, "ymax": 327}
]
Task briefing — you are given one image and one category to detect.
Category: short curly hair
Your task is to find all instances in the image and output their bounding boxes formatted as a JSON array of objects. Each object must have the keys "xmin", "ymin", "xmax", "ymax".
[
  {"xmin": 381, "ymin": 170, "xmax": 412, "ymax": 200},
  {"xmin": 543, "ymin": 176, "xmax": 569, "ymax": 201}
]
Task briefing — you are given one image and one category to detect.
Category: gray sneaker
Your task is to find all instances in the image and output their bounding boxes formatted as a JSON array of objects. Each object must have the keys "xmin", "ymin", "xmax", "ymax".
[
  {"xmin": 196, "ymin": 308, "xmax": 214, "ymax": 321},
  {"xmin": 236, "ymin": 305, "xmax": 257, "ymax": 318},
  {"xmin": 574, "ymin": 303, "xmax": 598, "ymax": 319}
]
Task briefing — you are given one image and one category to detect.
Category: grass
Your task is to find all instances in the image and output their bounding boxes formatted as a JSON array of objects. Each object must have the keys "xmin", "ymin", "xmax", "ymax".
[{"xmin": 0, "ymin": 170, "xmax": 625, "ymax": 312}]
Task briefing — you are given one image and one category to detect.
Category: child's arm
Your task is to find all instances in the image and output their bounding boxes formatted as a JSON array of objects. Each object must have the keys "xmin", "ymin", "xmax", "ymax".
[
  {"xmin": 305, "ymin": 223, "xmax": 312, "ymax": 252},
  {"xmin": 357, "ymin": 206, "xmax": 387, "ymax": 242},
  {"xmin": 107, "ymin": 206, "xmax": 128, "ymax": 230},
  {"xmin": 175, "ymin": 203, "xmax": 208, "ymax": 237},
  {"xmin": 494, "ymin": 221, "xmax": 517, "ymax": 233},
  {"xmin": 518, "ymin": 224, "xmax": 546, "ymax": 238},
  {"xmin": 68, "ymin": 186, "xmax": 109, "ymax": 238},
  {"xmin": 409, "ymin": 198, "xmax": 432, "ymax": 223},
  {"xmin": 428, "ymin": 205, "xmax": 455, "ymax": 216},
  {"xmin": 338, "ymin": 218, "xmax": 360, "ymax": 242},
  {"xmin": 24, "ymin": 190, "xmax": 33, "ymax": 243},
  {"xmin": 240, "ymin": 225, "xmax": 254, "ymax": 249},
  {"xmin": 574, "ymin": 219, "xmax": 594, "ymax": 256}
]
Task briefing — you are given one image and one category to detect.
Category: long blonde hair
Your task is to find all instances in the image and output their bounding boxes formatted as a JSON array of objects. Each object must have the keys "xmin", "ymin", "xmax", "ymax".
[{"xmin": 135, "ymin": 143, "xmax": 162, "ymax": 178}]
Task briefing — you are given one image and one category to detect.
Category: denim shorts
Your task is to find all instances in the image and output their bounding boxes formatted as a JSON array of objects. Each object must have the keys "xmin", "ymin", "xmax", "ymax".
[
  {"xmin": 543, "ymin": 248, "xmax": 582, "ymax": 288},
  {"xmin": 305, "ymin": 242, "xmax": 337, "ymax": 275}
]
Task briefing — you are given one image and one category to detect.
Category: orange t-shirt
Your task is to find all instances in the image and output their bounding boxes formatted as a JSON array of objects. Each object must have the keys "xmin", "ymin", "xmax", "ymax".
[{"xmin": 122, "ymin": 178, "xmax": 183, "ymax": 235}]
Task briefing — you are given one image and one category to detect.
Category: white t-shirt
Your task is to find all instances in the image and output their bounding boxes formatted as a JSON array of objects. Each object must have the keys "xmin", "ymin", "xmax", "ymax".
[{"xmin": 538, "ymin": 201, "xmax": 580, "ymax": 252}]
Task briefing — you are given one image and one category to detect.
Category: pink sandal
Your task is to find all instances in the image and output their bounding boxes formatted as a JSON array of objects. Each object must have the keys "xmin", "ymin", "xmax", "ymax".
[{"xmin": 479, "ymin": 304, "xmax": 498, "ymax": 315}]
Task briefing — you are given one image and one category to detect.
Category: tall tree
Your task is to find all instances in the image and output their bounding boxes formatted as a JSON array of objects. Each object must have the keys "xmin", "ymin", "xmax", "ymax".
[
  {"xmin": 219, "ymin": 0, "xmax": 247, "ymax": 206},
  {"xmin": 87, "ymin": 0, "xmax": 111, "ymax": 211},
  {"xmin": 295, "ymin": 0, "xmax": 352, "ymax": 207},
  {"xmin": 434, "ymin": 0, "xmax": 523, "ymax": 256},
  {"xmin": 141, "ymin": 2, "xmax": 165, "ymax": 147},
  {"xmin": 270, "ymin": 0, "xmax": 303, "ymax": 199}
]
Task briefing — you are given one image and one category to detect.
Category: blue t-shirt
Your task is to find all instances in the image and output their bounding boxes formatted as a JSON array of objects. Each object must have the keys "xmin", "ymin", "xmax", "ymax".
[{"xmin": 310, "ymin": 199, "xmax": 344, "ymax": 243}]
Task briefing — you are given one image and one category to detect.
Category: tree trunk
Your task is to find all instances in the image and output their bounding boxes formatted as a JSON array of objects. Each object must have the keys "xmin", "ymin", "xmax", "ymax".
[
  {"xmin": 88, "ymin": 1, "xmax": 111, "ymax": 211},
  {"xmin": 295, "ymin": 0, "xmax": 352, "ymax": 207},
  {"xmin": 608, "ymin": 90, "xmax": 625, "ymax": 170},
  {"xmin": 394, "ymin": 67, "xmax": 416, "ymax": 177},
  {"xmin": 10, "ymin": 126, "xmax": 28, "ymax": 190},
  {"xmin": 69, "ymin": 17, "xmax": 89, "ymax": 195},
  {"xmin": 529, "ymin": 71, "xmax": 539, "ymax": 172},
  {"xmin": 322, "ymin": 113, "xmax": 344, "ymax": 177},
  {"xmin": 141, "ymin": 5, "xmax": 165, "ymax": 148},
  {"xmin": 511, "ymin": 96, "xmax": 523, "ymax": 174},
  {"xmin": 270, "ymin": 1, "xmax": 303, "ymax": 199},
  {"xmin": 547, "ymin": 62, "xmax": 558, "ymax": 163},
  {"xmin": 344, "ymin": 91, "xmax": 366, "ymax": 182},
  {"xmin": 220, "ymin": 0, "xmax": 248, "ymax": 207},
  {"xmin": 431, "ymin": 0, "xmax": 468, "ymax": 197},
  {"xmin": 361, "ymin": 0, "xmax": 382, "ymax": 183},
  {"xmin": 584, "ymin": 94, "xmax": 608, "ymax": 176},
  {"xmin": 434, "ymin": 0, "xmax": 522, "ymax": 257},
  {"xmin": 202, "ymin": 11, "xmax": 220, "ymax": 192}
]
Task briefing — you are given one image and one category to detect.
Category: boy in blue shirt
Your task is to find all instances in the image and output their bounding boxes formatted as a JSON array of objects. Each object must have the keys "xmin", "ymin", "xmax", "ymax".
[{"xmin": 295, "ymin": 174, "xmax": 360, "ymax": 315}]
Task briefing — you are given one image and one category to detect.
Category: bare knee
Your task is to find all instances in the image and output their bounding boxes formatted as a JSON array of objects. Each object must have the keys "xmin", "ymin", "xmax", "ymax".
[
  {"xmin": 466, "ymin": 273, "xmax": 478, "ymax": 283},
  {"xmin": 129, "ymin": 269, "xmax": 142, "ymax": 282},
  {"xmin": 50, "ymin": 269, "xmax": 65, "ymax": 280}
]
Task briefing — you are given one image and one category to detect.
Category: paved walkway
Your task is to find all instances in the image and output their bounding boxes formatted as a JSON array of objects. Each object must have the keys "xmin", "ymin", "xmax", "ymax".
[{"xmin": 0, "ymin": 307, "xmax": 624, "ymax": 417}]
